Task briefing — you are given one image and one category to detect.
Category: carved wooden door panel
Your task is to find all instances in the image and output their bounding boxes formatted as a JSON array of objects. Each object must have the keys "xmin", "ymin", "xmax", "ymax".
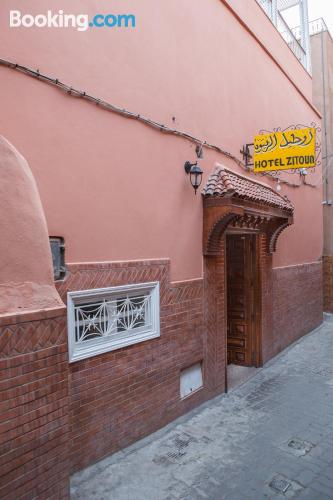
[{"xmin": 226, "ymin": 234, "xmax": 255, "ymax": 366}]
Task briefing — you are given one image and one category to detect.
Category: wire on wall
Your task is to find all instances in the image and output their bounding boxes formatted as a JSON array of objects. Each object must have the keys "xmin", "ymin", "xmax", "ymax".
[{"xmin": 0, "ymin": 57, "xmax": 319, "ymax": 190}]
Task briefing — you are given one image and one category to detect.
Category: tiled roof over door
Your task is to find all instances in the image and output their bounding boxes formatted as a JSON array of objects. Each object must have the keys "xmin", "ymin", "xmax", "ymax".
[{"xmin": 202, "ymin": 165, "xmax": 294, "ymax": 214}]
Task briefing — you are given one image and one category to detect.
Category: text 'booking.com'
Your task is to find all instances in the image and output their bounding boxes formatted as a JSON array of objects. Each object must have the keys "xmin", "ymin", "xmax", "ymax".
[{"xmin": 9, "ymin": 10, "xmax": 136, "ymax": 32}]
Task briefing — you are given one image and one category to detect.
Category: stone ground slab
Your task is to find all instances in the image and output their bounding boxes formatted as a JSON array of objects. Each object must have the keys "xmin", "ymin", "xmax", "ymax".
[{"xmin": 71, "ymin": 318, "xmax": 333, "ymax": 500}]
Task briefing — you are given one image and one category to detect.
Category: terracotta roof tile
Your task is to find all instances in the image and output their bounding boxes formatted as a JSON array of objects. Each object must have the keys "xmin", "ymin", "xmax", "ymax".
[{"xmin": 202, "ymin": 165, "xmax": 294, "ymax": 214}]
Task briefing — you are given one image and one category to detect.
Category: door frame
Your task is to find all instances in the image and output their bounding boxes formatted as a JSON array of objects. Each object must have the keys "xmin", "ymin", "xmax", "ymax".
[{"xmin": 224, "ymin": 229, "xmax": 263, "ymax": 390}]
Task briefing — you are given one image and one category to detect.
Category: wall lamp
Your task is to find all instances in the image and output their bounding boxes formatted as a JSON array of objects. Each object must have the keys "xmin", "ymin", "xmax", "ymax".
[{"xmin": 184, "ymin": 161, "xmax": 203, "ymax": 194}]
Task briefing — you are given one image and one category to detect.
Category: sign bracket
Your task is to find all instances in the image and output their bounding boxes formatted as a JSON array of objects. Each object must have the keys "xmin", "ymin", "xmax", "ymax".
[{"xmin": 240, "ymin": 144, "xmax": 254, "ymax": 168}]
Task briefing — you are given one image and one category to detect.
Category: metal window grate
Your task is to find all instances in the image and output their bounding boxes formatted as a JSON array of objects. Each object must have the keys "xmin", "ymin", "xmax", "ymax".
[
  {"xmin": 257, "ymin": 0, "xmax": 273, "ymax": 18},
  {"xmin": 74, "ymin": 293, "xmax": 152, "ymax": 342},
  {"xmin": 309, "ymin": 18, "xmax": 329, "ymax": 36},
  {"xmin": 67, "ymin": 282, "xmax": 160, "ymax": 362},
  {"xmin": 255, "ymin": 0, "xmax": 311, "ymax": 71},
  {"xmin": 277, "ymin": 0, "xmax": 300, "ymax": 11}
]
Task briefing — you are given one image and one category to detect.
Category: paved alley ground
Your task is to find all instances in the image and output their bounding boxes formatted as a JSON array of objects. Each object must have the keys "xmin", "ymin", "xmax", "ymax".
[{"xmin": 71, "ymin": 318, "xmax": 333, "ymax": 500}]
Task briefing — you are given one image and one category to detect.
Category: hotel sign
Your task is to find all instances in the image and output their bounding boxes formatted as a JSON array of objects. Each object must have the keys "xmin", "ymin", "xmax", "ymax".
[{"xmin": 253, "ymin": 128, "xmax": 316, "ymax": 172}]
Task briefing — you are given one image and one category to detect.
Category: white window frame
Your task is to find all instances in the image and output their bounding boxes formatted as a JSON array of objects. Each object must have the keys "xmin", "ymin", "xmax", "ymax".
[{"xmin": 67, "ymin": 281, "xmax": 160, "ymax": 362}]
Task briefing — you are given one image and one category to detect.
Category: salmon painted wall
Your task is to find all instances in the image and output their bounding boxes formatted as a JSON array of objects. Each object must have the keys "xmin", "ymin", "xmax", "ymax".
[
  {"xmin": 225, "ymin": 0, "xmax": 313, "ymax": 102},
  {"xmin": 0, "ymin": 0, "xmax": 322, "ymax": 281}
]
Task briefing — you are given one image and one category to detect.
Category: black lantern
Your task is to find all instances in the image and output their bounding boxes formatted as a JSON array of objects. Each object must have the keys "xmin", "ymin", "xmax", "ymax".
[{"xmin": 184, "ymin": 161, "xmax": 203, "ymax": 194}]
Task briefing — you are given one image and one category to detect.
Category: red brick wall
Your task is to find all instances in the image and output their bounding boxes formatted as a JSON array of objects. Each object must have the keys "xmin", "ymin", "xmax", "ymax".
[
  {"xmin": 271, "ymin": 261, "xmax": 323, "ymax": 360},
  {"xmin": 55, "ymin": 257, "xmax": 322, "ymax": 474},
  {"xmin": 0, "ymin": 308, "xmax": 70, "ymax": 500},
  {"xmin": 56, "ymin": 259, "xmax": 217, "ymax": 473},
  {"xmin": 0, "ymin": 258, "xmax": 323, "ymax": 496},
  {"xmin": 260, "ymin": 233, "xmax": 274, "ymax": 364},
  {"xmin": 323, "ymin": 256, "xmax": 333, "ymax": 312}
]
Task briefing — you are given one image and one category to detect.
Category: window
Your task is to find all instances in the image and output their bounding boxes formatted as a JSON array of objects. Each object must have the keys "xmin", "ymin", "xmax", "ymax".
[
  {"xmin": 67, "ymin": 282, "xmax": 160, "ymax": 362},
  {"xmin": 49, "ymin": 237, "xmax": 66, "ymax": 280}
]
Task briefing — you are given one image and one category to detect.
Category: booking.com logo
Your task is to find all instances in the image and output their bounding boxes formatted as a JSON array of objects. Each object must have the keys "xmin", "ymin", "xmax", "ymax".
[{"xmin": 9, "ymin": 10, "xmax": 136, "ymax": 31}]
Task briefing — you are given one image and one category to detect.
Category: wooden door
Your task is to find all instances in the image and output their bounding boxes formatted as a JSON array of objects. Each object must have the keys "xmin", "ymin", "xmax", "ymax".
[{"xmin": 226, "ymin": 233, "xmax": 256, "ymax": 366}]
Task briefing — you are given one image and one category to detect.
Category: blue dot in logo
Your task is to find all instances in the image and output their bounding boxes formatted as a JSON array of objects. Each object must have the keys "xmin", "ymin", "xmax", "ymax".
[{"xmin": 89, "ymin": 21, "xmax": 94, "ymax": 27}]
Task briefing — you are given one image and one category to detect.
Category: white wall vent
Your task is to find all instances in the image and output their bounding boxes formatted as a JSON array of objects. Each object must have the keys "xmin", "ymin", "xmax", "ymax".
[{"xmin": 180, "ymin": 363, "xmax": 203, "ymax": 398}]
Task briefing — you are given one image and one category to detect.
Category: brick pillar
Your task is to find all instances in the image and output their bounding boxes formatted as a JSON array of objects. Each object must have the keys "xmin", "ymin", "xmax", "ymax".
[
  {"xmin": 259, "ymin": 233, "xmax": 274, "ymax": 364},
  {"xmin": 323, "ymin": 255, "xmax": 333, "ymax": 313},
  {"xmin": 204, "ymin": 240, "xmax": 227, "ymax": 394},
  {"xmin": 0, "ymin": 307, "xmax": 70, "ymax": 500}
]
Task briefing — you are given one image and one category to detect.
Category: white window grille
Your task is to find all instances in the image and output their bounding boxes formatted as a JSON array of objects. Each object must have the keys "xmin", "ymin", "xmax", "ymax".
[
  {"xmin": 67, "ymin": 282, "xmax": 160, "ymax": 362},
  {"xmin": 308, "ymin": 18, "xmax": 328, "ymax": 37}
]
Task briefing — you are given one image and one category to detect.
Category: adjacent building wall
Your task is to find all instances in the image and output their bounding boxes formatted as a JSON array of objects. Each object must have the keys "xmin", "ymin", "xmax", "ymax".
[{"xmin": 311, "ymin": 30, "xmax": 333, "ymax": 311}]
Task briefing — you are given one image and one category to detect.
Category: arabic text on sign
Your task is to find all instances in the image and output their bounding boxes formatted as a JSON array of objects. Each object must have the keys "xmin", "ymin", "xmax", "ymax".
[{"xmin": 253, "ymin": 128, "xmax": 316, "ymax": 172}]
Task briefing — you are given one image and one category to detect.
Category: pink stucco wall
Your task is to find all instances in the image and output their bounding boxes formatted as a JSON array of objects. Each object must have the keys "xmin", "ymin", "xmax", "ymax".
[
  {"xmin": 0, "ymin": 136, "xmax": 63, "ymax": 313},
  {"xmin": 0, "ymin": 0, "xmax": 322, "ymax": 281},
  {"xmin": 225, "ymin": 0, "xmax": 313, "ymax": 102}
]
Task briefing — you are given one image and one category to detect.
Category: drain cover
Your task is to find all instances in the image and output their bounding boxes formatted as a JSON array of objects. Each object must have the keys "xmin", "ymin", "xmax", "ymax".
[
  {"xmin": 153, "ymin": 433, "xmax": 197, "ymax": 465},
  {"xmin": 166, "ymin": 449, "xmax": 186, "ymax": 460},
  {"xmin": 269, "ymin": 477, "xmax": 292, "ymax": 494},
  {"xmin": 287, "ymin": 438, "xmax": 313, "ymax": 455},
  {"xmin": 174, "ymin": 434, "xmax": 195, "ymax": 450},
  {"xmin": 166, "ymin": 433, "xmax": 196, "ymax": 460}
]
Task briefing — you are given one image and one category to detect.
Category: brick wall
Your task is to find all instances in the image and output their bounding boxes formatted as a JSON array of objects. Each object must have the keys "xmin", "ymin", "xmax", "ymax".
[
  {"xmin": 323, "ymin": 256, "xmax": 333, "ymax": 313},
  {"xmin": 56, "ymin": 259, "xmax": 217, "ymax": 473},
  {"xmin": 0, "ymin": 258, "xmax": 323, "ymax": 496},
  {"xmin": 204, "ymin": 252, "xmax": 227, "ymax": 392},
  {"xmin": 260, "ymin": 234, "xmax": 274, "ymax": 364},
  {"xmin": 271, "ymin": 261, "xmax": 323, "ymax": 360},
  {"xmin": 56, "ymin": 258, "xmax": 323, "ymax": 474},
  {"xmin": 0, "ymin": 308, "xmax": 70, "ymax": 500}
]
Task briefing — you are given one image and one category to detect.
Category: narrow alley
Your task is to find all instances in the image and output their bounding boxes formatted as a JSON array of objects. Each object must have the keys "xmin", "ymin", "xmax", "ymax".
[{"xmin": 72, "ymin": 318, "xmax": 333, "ymax": 500}]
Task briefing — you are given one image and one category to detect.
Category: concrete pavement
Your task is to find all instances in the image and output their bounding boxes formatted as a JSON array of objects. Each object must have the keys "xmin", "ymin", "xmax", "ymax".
[{"xmin": 71, "ymin": 317, "xmax": 333, "ymax": 499}]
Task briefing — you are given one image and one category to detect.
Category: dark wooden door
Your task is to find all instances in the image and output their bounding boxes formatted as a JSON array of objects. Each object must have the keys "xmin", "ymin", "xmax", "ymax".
[{"xmin": 226, "ymin": 234, "xmax": 256, "ymax": 366}]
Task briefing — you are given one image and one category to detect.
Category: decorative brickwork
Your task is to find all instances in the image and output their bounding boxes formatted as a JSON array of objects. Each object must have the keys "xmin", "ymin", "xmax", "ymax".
[
  {"xmin": 57, "ymin": 260, "xmax": 211, "ymax": 473},
  {"xmin": 323, "ymin": 256, "xmax": 333, "ymax": 312},
  {"xmin": 0, "ymin": 307, "xmax": 70, "ymax": 500},
  {"xmin": 0, "ymin": 315, "xmax": 66, "ymax": 359},
  {"xmin": 272, "ymin": 261, "xmax": 323, "ymax": 359},
  {"xmin": 56, "ymin": 259, "xmax": 170, "ymax": 303}
]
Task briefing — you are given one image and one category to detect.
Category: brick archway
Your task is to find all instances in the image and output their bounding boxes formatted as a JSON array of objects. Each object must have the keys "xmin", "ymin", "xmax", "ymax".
[{"xmin": 201, "ymin": 165, "xmax": 294, "ymax": 393}]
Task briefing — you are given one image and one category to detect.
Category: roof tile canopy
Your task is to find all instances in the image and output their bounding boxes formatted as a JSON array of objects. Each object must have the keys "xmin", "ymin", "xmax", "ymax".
[{"xmin": 202, "ymin": 165, "xmax": 294, "ymax": 214}]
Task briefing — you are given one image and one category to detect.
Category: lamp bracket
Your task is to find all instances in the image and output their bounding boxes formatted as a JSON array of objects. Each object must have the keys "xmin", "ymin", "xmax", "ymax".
[{"xmin": 184, "ymin": 161, "xmax": 196, "ymax": 174}]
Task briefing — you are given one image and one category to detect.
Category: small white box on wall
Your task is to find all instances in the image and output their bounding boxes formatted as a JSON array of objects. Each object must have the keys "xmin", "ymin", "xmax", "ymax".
[{"xmin": 180, "ymin": 362, "xmax": 203, "ymax": 398}]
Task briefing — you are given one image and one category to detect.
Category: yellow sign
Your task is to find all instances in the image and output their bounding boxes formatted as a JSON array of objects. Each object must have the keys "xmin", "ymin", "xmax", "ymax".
[{"xmin": 253, "ymin": 128, "xmax": 316, "ymax": 172}]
